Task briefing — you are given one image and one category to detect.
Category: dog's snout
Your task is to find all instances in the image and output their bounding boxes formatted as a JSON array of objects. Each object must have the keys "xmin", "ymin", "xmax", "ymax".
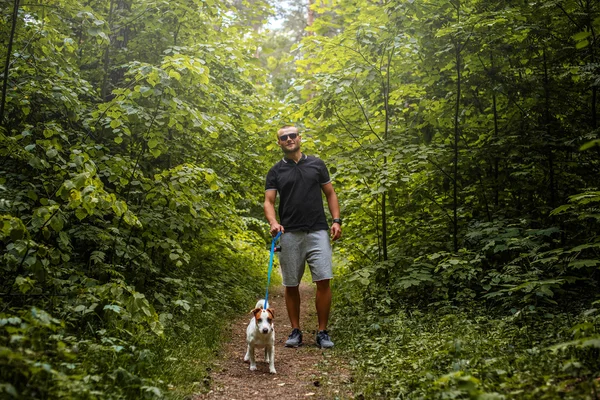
[{"xmin": 262, "ymin": 328, "xmax": 269, "ymax": 334}]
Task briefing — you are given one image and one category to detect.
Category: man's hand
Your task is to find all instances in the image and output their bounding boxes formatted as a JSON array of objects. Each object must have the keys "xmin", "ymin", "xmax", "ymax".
[
  {"xmin": 270, "ymin": 222, "xmax": 284, "ymax": 237},
  {"xmin": 330, "ymin": 223, "xmax": 342, "ymax": 241}
]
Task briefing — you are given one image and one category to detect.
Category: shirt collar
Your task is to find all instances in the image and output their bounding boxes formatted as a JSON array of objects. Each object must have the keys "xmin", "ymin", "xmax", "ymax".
[{"xmin": 282, "ymin": 153, "xmax": 307, "ymax": 164}]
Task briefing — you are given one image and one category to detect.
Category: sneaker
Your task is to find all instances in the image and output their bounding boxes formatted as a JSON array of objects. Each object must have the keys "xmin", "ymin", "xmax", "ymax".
[
  {"xmin": 285, "ymin": 328, "xmax": 303, "ymax": 347},
  {"xmin": 316, "ymin": 330, "xmax": 334, "ymax": 349}
]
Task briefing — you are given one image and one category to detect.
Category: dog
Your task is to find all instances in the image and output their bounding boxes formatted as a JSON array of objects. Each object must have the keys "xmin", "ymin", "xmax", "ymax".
[{"xmin": 244, "ymin": 299, "xmax": 276, "ymax": 374}]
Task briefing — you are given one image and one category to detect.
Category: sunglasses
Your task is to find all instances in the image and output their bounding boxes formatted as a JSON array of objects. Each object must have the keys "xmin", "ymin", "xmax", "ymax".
[{"xmin": 278, "ymin": 133, "xmax": 298, "ymax": 141}]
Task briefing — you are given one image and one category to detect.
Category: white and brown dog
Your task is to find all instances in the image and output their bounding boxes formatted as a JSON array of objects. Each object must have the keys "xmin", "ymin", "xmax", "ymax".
[{"xmin": 244, "ymin": 299, "xmax": 276, "ymax": 374}]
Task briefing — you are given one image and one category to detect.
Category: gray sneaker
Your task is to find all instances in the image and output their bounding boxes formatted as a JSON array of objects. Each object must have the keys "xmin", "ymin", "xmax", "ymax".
[
  {"xmin": 316, "ymin": 330, "xmax": 334, "ymax": 349},
  {"xmin": 285, "ymin": 328, "xmax": 303, "ymax": 347}
]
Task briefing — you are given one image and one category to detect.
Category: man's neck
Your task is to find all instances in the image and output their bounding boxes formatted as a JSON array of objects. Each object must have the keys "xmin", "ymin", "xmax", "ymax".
[{"xmin": 286, "ymin": 151, "xmax": 303, "ymax": 163}]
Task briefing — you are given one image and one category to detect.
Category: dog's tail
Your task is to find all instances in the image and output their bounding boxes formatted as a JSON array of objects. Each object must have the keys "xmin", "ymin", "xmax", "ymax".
[{"xmin": 255, "ymin": 299, "xmax": 266, "ymax": 309}]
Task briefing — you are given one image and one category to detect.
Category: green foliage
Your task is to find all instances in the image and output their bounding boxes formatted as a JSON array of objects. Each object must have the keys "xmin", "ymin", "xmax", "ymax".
[
  {"xmin": 3, "ymin": 0, "xmax": 600, "ymax": 397},
  {"xmin": 293, "ymin": 0, "xmax": 600, "ymax": 397},
  {"xmin": 0, "ymin": 0, "xmax": 275, "ymax": 397},
  {"xmin": 332, "ymin": 293, "xmax": 600, "ymax": 399},
  {"xmin": 294, "ymin": 0, "xmax": 600, "ymax": 270}
]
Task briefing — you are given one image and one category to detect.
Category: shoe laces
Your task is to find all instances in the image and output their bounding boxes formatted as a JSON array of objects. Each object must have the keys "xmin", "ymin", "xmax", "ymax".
[{"xmin": 289, "ymin": 328, "xmax": 301, "ymax": 338}]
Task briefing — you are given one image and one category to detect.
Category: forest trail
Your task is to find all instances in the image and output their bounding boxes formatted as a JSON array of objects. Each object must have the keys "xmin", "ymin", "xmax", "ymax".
[{"xmin": 194, "ymin": 283, "xmax": 354, "ymax": 399}]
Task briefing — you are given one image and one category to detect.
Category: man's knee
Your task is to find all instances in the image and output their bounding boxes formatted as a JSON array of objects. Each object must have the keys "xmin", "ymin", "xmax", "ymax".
[
  {"xmin": 285, "ymin": 285, "xmax": 300, "ymax": 296},
  {"xmin": 315, "ymin": 279, "xmax": 330, "ymax": 291}
]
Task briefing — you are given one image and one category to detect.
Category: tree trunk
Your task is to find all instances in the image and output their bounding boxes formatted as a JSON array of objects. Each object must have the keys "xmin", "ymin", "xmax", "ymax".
[
  {"xmin": 452, "ymin": 2, "xmax": 461, "ymax": 253},
  {"xmin": 381, "ymin": 48, "xmax": 393, "ymax": 262},
  {"xmin": 307, "ymin": 0, "xmax": 315, "ymax": 35},
  {"xmin": 543, "ymin": 46, "xmax": 555, "ymax": 208},
  {"xmin": 1, "ymin": 0, "xmax": 20, "ymax": 127},
  {"xmin": 587, "ymin": 0, "xmax": 598, "ymax": 130},
  {"xmin": 491, "ymin": 51, "xmax": 500, "ymax": 208},
  {"xmin": 101, "ymin": 0, "xmax": 115, "ymax": 101}
]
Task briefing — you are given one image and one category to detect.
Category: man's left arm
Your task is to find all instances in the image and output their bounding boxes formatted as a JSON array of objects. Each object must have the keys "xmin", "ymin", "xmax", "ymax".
[{"xmin": 322, "ymin": 182, "xmax": 341, "ymax": 241}]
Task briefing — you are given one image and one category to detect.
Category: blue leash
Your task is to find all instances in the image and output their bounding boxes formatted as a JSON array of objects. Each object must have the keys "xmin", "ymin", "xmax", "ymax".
[{"xmin": 264, "ymin": 231, "xmax": 282, "ymax": 310}]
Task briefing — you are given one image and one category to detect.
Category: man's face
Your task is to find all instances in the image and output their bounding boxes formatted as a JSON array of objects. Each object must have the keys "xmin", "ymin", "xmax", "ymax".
[{"xmin": 277, "ymin": 127, "xmax": 301, "ymax": 154}]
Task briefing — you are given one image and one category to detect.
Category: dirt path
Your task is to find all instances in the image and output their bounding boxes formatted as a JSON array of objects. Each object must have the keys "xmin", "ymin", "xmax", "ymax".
[{"xmin": 194, "ymin": 283, "xmax": 354, "ymax": 399}]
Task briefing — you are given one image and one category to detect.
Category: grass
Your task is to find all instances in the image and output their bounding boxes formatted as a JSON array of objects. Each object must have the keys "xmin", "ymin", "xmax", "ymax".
[{"xmin": 331, "ymin": 300, "xmax": 600, "ymax": 399}]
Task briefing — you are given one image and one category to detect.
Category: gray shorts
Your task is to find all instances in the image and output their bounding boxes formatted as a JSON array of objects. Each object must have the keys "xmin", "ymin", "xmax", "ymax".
[{"xmin": 278, "ymin": 230, "xmax": 333, "ymax": 287}]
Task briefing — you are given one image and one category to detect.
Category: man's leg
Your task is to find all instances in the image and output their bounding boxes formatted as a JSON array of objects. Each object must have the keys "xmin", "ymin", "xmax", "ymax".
[
  {"xmin": 280, "ymin": 232, "xmax": 306, "ymax": 347},
  {"xmin": 315, "ymin": 279, "xmax": 331, "ymax": 331},
  {"xmin": 285, "ymin": 285, "xmax": 301, "ymax": 329}
]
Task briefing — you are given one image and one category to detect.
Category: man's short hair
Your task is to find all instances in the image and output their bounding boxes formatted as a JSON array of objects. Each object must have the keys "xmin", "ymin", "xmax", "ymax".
[{"xmin": 277, "ymin": 125, "xmax": 299, "ymax": 137}]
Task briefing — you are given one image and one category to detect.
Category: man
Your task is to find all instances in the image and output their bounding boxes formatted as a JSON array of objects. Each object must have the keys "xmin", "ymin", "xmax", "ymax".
[{"xmin": 264, "ymin": 125, "xmax": 342, "ymax": 349}]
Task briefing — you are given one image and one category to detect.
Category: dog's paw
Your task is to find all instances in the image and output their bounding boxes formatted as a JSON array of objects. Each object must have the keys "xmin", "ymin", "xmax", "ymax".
[
  {"xmin": 269, "ymin": 368, "xmax": 277, "ymax": 374},
  {"xmin": 243, "ymin": 355, "xmax": 249, "ymax": 362},
  {"xmin": 250, "ymin": 365, "xmax": 257, "ymax": 371}
]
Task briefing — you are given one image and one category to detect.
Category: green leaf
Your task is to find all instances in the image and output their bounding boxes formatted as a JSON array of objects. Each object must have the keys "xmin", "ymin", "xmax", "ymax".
[
  {"xmin": 580, "ymin": 139, "xmax": 600, "ymax": 151},
  {"xmin": 568, "ymin": 259, "xmax": 599, "ymax": 269},
  {"xmin": 104, "ymin": 304, "xmax": 122, "ymax": 313},
  {"xmin": 150, "ymin": 148, "xmax": 162, "ymax": 158},
  {"xmin": 550, "ymin": 204, "xmax": 571, "ymax": 215},
  {"xmin": 88, "ymin": 27, "xmax": 102, "ymax": 36},
  {"xmin": 49, "ymin": 214, "xmax": 64, "ymax": 232},
  {"xmin": 2, "ymin": 383, "xmax": 17, "ymax": 397},
  {"xmin": 74, "ymin": 305, "xmax": 86, "ymax": 312},
  {"xmin": 550, "ymin": 336, "xmax": 600, "ymax": 352},
  {"xmin": 75, "ymin": 208, "xmax": 88, "ymax": 220},
  {"xmin": 139, "ymin": 86, "xmax": 152, "ymax": 96},
  {"xmin": 572, "ymin": 31, "xmax": 592, "ymax": 41},
  {"xmin": 14, "ymin": 276, "xmax": 35, "ymax": 294},
  {"xmin": 168, "ymin": 70, "xmax": 181, "ymax": 81},
  {"xmin": 112, "ymin": 201, "xmax": 127, "ymax": 216}
]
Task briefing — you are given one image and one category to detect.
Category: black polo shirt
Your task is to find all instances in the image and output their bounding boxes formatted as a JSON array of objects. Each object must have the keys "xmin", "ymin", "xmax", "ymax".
[{"xmin": 265, "ymin": 154, "xmax": 331, "ymax": 232}]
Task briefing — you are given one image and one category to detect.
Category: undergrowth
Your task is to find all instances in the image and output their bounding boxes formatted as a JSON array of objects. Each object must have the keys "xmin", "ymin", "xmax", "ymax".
[
  {"xmin": 330, "ymin": 210, "xmax": 600, "ymax": 399},
  {"xmin": 1, "ymin": 235, "xmax": 274, "ymax": 399},
  {"xmin": 332, "ymin": 292, "xmax": 600, "ymax": 399}
]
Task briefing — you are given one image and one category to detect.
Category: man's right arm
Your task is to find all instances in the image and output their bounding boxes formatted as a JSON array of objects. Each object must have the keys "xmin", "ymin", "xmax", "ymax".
[{"xmin": 264, "ymin": 190, "xmax": 284, "ymax": 236}]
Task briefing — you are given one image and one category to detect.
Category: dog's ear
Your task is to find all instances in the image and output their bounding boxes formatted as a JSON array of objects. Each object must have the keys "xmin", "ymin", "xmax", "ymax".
[
  {"xmin": 266, "ymin": 308, "xmax": 275, "ymax": 318},
  {"xmin": 251, "ymin": 308, "xmax": 262, "ymax": 317}
]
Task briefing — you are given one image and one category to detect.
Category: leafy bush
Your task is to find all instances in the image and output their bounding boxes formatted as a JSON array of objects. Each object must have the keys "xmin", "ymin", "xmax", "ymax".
[
  {"xmin": 331, "ymin": 293, "xmax": 600, "ymax": 399},
  {"xmin": 0, "ymin": 0, "xmax": 275, "ymax": 397}
]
